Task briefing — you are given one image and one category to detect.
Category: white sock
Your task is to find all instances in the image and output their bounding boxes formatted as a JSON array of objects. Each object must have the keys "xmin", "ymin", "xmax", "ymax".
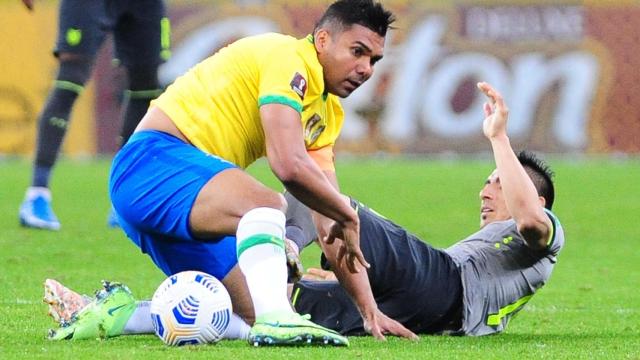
[
  {"xmin": 223, "ymin": 313, "xmax": 251, "ymax": 340},
  {"xmin": 25, "ymin": 186, "xmax": 51, "ymax": 200},
  {"xmin": 237, "ymin": 207, "xmax": 292, "ymax": 318},
  {"xmin": 123, "ymin": 301, "xmax": 155, "ymax": 334},
  {"xmin": 121, "ymin": 300, "xmax": 251, "ymax": 340}
]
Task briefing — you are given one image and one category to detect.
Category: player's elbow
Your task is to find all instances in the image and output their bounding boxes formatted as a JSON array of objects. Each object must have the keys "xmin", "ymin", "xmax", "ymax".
[
  {"xmin": 517, "ymin": 218, "xmax": 551, "ymax": 250},
  {"xmin": 270, "ymin": 156, "xmax": 305, "ymax": 184}
]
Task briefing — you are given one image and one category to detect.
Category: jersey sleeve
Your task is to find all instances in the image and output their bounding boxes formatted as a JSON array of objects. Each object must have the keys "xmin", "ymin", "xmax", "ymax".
[
  {"xmin": 543, "ymin": 208, "xmax": 565, "ymax": 256},
  {"xmin": 307, "ymin": 145, "xmax": 335, "ymax": 172},
  {"xmin": 257, "ymin": 46, "xmax": 307, "ymax": 114}
]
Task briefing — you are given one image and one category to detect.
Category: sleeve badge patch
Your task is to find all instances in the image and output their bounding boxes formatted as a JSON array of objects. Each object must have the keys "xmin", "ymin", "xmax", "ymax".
[{"xmin": 290, "ymin": 72, "xmax": 308, "ymax": 100}]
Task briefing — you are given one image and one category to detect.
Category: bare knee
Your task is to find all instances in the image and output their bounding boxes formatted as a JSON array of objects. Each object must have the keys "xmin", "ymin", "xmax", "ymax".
[
  {"xmin": 57, "ymin": 52, "xmax": 91, "ymax": 63},
  {"xmin": 251, "ymin": 191, "xmax": 287, "ymax": 214}
]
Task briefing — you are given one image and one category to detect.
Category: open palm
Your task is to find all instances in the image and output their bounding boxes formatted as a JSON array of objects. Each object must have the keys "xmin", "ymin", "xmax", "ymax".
[{"xmin": 477, "ymin": 82, "xmax": 509, "ymax": 140}]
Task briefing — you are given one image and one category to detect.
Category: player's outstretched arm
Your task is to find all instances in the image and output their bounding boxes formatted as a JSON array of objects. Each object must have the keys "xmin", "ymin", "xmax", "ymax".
[
  {"xmin": 260, "ymin": 103, "xmax": 368, "ymax": 272},
  {"xmin": 477, "ymin": 82, "xmax": 552, "ymax": 249}
]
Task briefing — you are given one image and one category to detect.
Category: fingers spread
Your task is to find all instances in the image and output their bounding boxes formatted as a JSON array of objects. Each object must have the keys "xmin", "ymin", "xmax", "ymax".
[
  {"xmin": 307, "ymin": 267, "xmax": 323, "ymax": 275},
  {"xmin": 347, "ymin": 253, "xmax": 359, "ymax": 273},
  {"xmin": 371, "ymin": 326, "xmax": 387, "ymax": 341},
  {"xmin": 393, "ymin": 324, "xmax": 419, "ymax": 341},
  {"xmin": 303, "ymin": 268, "xmax": 324, "ymax": 281},
  {"xmin": 477, "ymin": 82, "xmax": 497, "ymax": 102},
  {"xmin": 336, "ymin": 245, "xmax": 346, "ymax": 264},
  {"xmin": 323, "ymin": 234, "xmax": 335, "ymax": 245},
  {"xmin": 356, "ymin": 249, "xmax": 371, "ymax": 269},
  {"xmin": 483, "ymin": 102, "xmax": 492, "ymax": 116}
]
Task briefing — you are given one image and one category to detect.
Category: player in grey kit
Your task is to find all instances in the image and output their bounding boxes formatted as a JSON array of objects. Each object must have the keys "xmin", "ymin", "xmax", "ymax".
[{"xmin": 290, "ymin": 82, "xmax": 564, "ymax": 337}]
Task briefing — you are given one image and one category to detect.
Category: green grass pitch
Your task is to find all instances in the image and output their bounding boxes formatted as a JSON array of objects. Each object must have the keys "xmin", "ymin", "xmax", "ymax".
[{"xmin": 0, "ymin": 157, "xmax": 638, "ymax": 359}]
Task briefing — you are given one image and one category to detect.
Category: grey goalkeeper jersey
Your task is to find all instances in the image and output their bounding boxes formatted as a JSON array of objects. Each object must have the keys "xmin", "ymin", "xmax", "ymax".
[{"xmin": 445, "ymin": 209, "xmax": 564, "ymax": 336}]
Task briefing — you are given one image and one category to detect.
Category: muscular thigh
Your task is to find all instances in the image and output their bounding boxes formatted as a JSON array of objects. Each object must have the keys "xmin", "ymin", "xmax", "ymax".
[
  {"xmin": 109, "ymin": 0, "xmax": 167, "ymax": 67},
  {"xmin": 189, "ymin": 168, "xmax": 285, "ymax": 238},
  {"xmin": 55, "ymin": 0, "xmax": 106, "ymax": 58},
  {"xmin": 110, "ymin": 130, "xmax": 239, "ymax": 240},
  {"xmin": 110, "ymin": 129, "xmax": 284, "ymax": 240}
]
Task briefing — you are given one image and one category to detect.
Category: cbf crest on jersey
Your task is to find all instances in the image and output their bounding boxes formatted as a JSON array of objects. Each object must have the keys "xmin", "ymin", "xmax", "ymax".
[
  {"xmin": 304, "ymin": 114, "xmax": 326, "ymax": 145},
  {"xmin": 290, "ymin": 72, "xmax": 307, "ymax": 100}
]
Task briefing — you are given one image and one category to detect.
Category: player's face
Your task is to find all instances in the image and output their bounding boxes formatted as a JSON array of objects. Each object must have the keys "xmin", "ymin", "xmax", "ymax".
[
  {"xmin": 315, "ymin": 24, "xmax": 385, "ymax": 98},
  {"xmin": 479, "ymin": 170, "xmax": 511, "ymax": 228}
]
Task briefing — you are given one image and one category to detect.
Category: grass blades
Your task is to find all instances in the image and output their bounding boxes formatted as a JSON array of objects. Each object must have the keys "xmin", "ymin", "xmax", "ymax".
[{"xmin": 0, "ymin": 157, "xmax": 638, "ymax": 359}]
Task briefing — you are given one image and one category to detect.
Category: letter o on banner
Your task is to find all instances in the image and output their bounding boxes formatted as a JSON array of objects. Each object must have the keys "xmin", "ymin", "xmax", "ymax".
[{"xmin": 422, "ymin": 53, "xmax": 509, "ymax": 138}]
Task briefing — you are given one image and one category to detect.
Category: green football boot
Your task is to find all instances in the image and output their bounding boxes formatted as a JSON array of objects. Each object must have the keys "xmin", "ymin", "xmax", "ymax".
[
  {"xmin": 48, "ymin": 281, "xmax": 136, "ymax": 340},
  {"xmin": 249, "ymin": 311, "xmax": 349, "ymax": 347}
]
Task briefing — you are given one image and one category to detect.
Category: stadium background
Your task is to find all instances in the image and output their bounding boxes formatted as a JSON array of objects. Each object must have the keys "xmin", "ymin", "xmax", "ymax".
[{"xmin": 0, "ymin": 0, "xmax": 639, "ymax": 157}]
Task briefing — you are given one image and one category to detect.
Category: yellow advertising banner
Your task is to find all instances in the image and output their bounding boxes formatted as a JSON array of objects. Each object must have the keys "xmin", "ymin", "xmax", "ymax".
[
  {"xmin": 151, "ymin": 0, "xmax": 639, "ymax": 154},
  {"xmin": 0, "ymin": 1, "xmax": 95, "ymax": 156},
  {"xmin": 2, "ymin": 0, "xmax": 639, "ymax": 155}
]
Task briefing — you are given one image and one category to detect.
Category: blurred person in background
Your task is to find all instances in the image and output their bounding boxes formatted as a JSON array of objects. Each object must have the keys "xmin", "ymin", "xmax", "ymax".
[{"xmin": 19, "ymin": 0, "xmax": 169, "ymax": 230}]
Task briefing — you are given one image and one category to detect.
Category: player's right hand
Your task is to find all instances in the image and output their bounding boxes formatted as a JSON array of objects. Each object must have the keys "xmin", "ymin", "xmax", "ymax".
[
  {"xmin": 323, "ymin": 217, "xmax": 369, "ymax": 273},
  {"xmin": 22, "ymin": 0, "xmax": 35, "ymax": 11},
  {"xmin": 363, "ymin": 308, "xmax": 419, "ymax": 341}
]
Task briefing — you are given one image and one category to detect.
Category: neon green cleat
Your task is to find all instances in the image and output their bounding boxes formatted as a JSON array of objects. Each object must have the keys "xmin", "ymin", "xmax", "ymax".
[
  {"xmin": 249, "ymin": 311, "xmax": 349, "ymax": 347},
  {"xmin": 48, "ymin": 281, "xmax": 136, "ymax": 340}
]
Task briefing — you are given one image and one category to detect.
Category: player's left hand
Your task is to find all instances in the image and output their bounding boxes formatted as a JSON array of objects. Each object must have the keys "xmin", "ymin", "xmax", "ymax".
[{"xmin": 364, "ymin": 308, "xmax": 419, "ymax": 341}]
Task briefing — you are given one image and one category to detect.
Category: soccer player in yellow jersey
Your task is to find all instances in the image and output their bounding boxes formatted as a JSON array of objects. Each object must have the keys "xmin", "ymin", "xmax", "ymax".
[{"xmin": 46, "ymin": 0, "xmax": 415, "ymax": 346}]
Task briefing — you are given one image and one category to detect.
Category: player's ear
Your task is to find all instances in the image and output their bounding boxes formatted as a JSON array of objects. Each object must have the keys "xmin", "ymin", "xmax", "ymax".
[
  {"xmin": 314, "ymin": 29, "xmax": 330, "ymax": 52},
  {"xmin": 538, "ymin": 196, "xmax": 546, "ymax": 208}
]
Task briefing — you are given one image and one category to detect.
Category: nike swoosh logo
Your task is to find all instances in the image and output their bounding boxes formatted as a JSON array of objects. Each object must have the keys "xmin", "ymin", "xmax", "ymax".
[{"xmin": 107, "ymin": 304, "xmax": 127, "ymax": 316}]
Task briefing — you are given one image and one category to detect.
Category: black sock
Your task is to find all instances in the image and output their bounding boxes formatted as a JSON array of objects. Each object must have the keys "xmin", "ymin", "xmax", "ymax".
[
  {"xmin": 32, "ymin": 59, "xmax": 93, "ymax": 188},
  {"xmin": 32, "ymin": 86, "xmax": 80, "ymax": 187}
]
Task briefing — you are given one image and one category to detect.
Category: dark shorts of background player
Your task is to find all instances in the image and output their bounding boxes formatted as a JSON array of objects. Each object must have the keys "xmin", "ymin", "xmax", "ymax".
[
  {"xmin": 54, "ymin": 0, "xmax": 167, "ymax": 67},
  {"xmin": 292, "ymin": 200, "xmax": 463, "ymax": 335}
]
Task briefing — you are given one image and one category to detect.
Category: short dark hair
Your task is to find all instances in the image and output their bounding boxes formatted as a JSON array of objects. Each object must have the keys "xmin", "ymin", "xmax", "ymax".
[
  {"xmin": 517, "ymin": 151, "xmax": 555, "ymax": 210},
  {"xmin": 315, "ymin": 0, "xmax": 395, "ymax": 37}
]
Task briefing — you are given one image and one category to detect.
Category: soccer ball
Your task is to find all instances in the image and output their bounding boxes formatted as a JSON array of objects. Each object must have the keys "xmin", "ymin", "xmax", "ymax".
[{"xmin": 150, "ymin": 270, "xmax": 232, "ymax": 346}]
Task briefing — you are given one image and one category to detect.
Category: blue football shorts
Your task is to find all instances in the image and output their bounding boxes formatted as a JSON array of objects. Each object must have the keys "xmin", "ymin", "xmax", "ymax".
[{"xmin": 109, "ymin": 130, "xmax": 239, "ymax": 280}]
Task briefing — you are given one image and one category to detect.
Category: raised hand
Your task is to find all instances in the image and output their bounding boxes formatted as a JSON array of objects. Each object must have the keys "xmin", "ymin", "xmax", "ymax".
[{"xmin": 477, "ymin": 82, "xmax": 509, "ymax": 140}]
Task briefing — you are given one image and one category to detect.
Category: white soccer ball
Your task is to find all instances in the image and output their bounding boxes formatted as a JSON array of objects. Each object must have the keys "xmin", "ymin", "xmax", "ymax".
[{"xmin": 150, "ymin": 270, "xmax": 232, "ymax": 346}]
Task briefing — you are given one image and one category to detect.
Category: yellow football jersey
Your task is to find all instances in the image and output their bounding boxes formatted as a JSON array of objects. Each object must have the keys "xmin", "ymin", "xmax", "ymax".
[{"xmin": 151, "ymin": 33, "xmax": 344, "ymax": 169}]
